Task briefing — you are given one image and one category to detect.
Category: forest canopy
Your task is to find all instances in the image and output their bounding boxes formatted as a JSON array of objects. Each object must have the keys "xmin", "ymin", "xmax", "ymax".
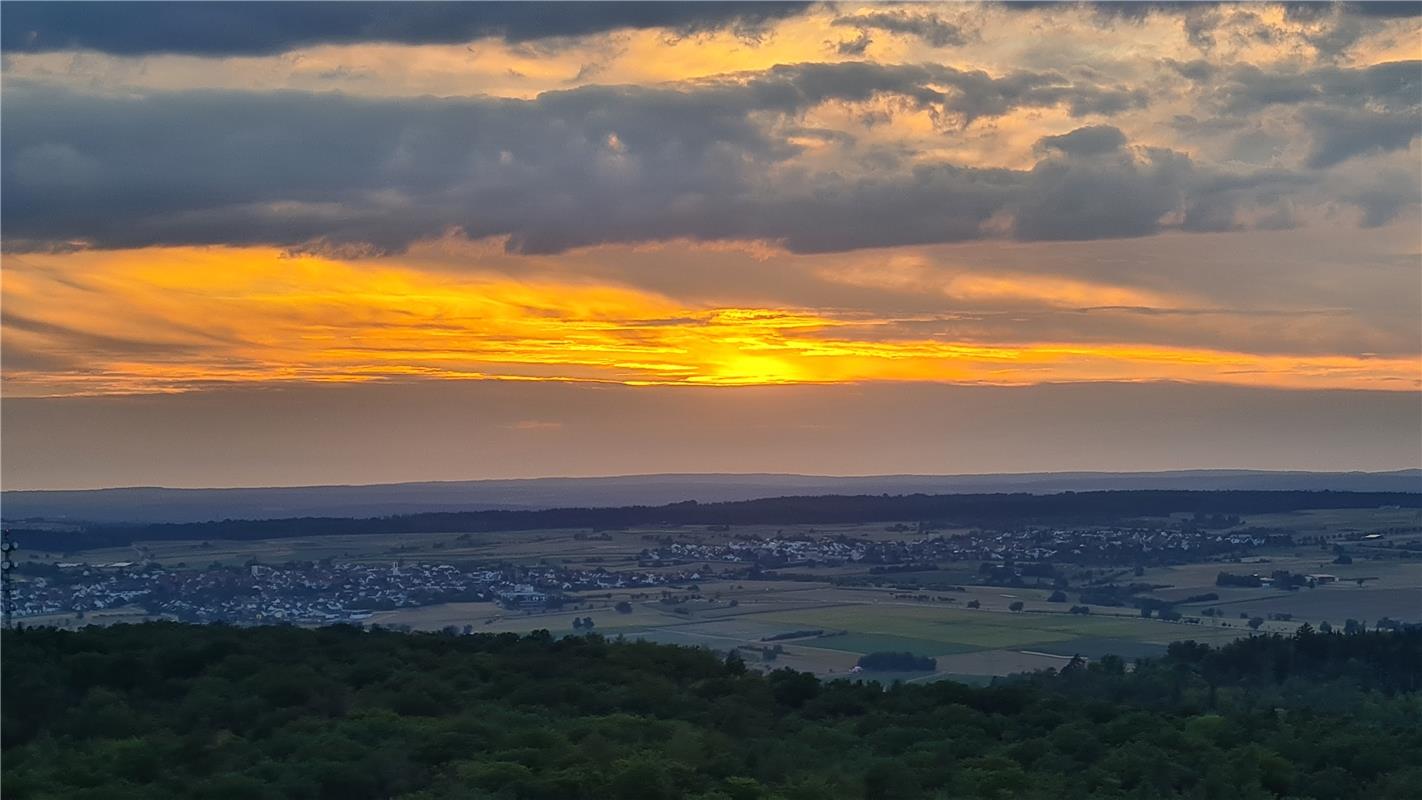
[{"xmin": 3, "ymin": 623, "xmax": 1421, "ymax": 799}]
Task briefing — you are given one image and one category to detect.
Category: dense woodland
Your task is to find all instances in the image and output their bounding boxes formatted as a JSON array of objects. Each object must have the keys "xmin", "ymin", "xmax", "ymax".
[
  {"xmin": 3, "ymin": 624, "xmax": 1420, "ymax": 800},
  {"xmin": 12, "ymin": 490, "xmax": 1421, "ymax": 551}
]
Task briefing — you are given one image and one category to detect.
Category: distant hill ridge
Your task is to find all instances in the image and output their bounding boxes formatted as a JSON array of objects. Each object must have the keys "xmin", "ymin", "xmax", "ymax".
[
  {"xmin": 8, "ymin": 489, "xmax": 1422, "ymax": 552},
  {"xmin": 4, "ymin": 469, "xmax": 1420, "ymax": 525}
]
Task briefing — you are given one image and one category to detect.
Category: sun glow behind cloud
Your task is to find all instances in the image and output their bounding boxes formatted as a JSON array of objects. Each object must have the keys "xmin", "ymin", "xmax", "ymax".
[
  {"xmin": 3, "ymin": 3, "xmax": 1420, "ymax": 402},
  {"xmin": 3, "ymin": 246, "xmax": 1416, "ymax": 397}
]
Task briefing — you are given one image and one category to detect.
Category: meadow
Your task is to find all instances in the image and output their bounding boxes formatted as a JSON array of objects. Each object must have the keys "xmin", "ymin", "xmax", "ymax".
[{"xmin": 367, "ymin": 582, "xmax": 1259, "ymax": 681}]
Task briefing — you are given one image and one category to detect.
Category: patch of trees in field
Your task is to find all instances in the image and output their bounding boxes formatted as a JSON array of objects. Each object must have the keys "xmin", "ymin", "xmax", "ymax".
[
  {"xmin": 855, "ymin": 651, "xmax": 937, "ymax": 671},
  {"xmin": 762, "ymin": 629, "xmax": 824, "ymax": 642},
  {"xmin": 3, "ymin": 624, "xmax": 1421, "ymax": 799}
]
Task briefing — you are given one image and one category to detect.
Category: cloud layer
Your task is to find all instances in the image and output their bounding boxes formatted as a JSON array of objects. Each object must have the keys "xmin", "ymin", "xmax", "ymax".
[
  {"xmin": 5, "ymin": 3, "xmax": 1419, "ymax": 257},
  {"xmin": 2, "ymin": 2, "xmax": 1418, "ymax": 486},
  {"xmin": 1, "ymin": 1, "xmax": 1418, "ymax": 400},
  {"xmin": 1, "ymin": 1, "xmax": 812, "ymax": 55},
  {"xmin": 5, "ymin": 54, "xmax": 1414, "ymax": 256}
]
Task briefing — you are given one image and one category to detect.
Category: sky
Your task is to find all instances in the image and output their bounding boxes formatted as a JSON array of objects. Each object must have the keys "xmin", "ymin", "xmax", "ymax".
[{"xmin": 2, "ymin": 1, "xmax": 1420, "ymax": 489}]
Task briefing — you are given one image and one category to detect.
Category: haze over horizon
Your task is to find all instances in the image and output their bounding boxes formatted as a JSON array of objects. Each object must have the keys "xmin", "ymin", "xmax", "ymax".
[
  {"xmin": 3, "ymin": 2, "xmax": 1420, "ymax": 490},
  {"xmin": 5, "ymin": 380, "xmax": 1420, "ymax": 491},
  {"xmin": 13, "ymin": 466, "xmax": 1422, "ymax": 496},
  {"xmin": 6, "ymin": 465, "xmax": 1420, "ymax": 526}
]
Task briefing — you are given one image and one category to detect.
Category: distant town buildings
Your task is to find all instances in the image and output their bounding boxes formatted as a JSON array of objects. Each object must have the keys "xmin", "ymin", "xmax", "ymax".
[
  {"xmin": 8, "ymin": 522, "xmax": 1318, "ymax": 626},
  {"xmin": 9, "ymin": 558, "xmax": 691, "ymax": 625}
]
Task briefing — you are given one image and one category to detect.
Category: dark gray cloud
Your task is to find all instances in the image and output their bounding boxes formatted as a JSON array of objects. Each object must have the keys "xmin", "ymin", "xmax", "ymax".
[
  {"xmin": 1302, "ymin": 106, "xmax": 1422, "ymax": 167},
  {"xmin": 1008, "ymin": 2, "xmax": 1420, "ymax": 60},
  {"xmin": 0, "ymin": 61, "xmax": 1364, "ymax": 256},
  {"xmin": 1014, "ymin": 144, "xmax": 1193, "ymax": 241},
  {"xmin": 741, "ymin": 163, "xmax": 1023, "ymax": 253},
  {"xmin": 831, "ymin": 9, "xmax": 968, "ymax": 48},
  {"xmin": 0, "ymin": 1, "xmax": 811, "ymax": 55},
  {"xmin": 1007, "ymin": 1, "xmax": 1422, "ymax": 22},
  {"xmin": 1285, "ymin": 2, "xmax": 1422, "ymax": 19},
  {"xmin": 1035, "ymin": 125, "xmax": 1128, "ymax": 157},
  {"xmin": 1179, "ymin": 169, "xmax": 1313, "ymax": 232},
  {"xmin": 0, "ymin": 61, "xmax": 1158, "ymax": 254},
  {"xmin": 1000, "ymin": 2, "xmax": 1204, "ymax": 21},
  {"xmin": 737, "ymin": 61, "xmax": 1147, "ymax": 125},
  {"xmin": 1213, "ymin": 60, "xmax": 1420, "ymax": 115},
  {"xmin": 1177, "ymin": 59, "xmax": 1421, "ymax": 169},
  {"xmin": 835, "ymin": 31, "xmax": 874, "ymax": 57},
  {"xmin": 1025, "ymin": 125, "xmax": 1251, "ymax": 240},
  {"xmin": 1281, "ymin": 3, "xmax": 1422, "ymax": 57}
]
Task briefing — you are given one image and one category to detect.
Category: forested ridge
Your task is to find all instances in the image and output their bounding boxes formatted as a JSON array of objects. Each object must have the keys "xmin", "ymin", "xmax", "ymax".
[
  {"xmin": 12, "ymin": 489, "xmax": 1421, "ymax": 550},
  {"xmin": 3, "ymin": 624, "xmax": 1420, "ymax": 799}
]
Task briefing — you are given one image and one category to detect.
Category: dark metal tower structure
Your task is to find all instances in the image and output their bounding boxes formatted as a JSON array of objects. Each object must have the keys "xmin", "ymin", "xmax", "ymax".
[{"xmin": 1, "ymin": 529, "xmax": 16, "ymax": 630}]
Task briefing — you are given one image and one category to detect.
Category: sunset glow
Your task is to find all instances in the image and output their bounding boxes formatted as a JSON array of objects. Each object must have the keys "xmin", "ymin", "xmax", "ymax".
[
  {"xmin": 3, "ymin": 1, "xmax": 1419, "ymax": 486},
  {"xmin": 5, "ymin": 247, "xmax": 1417, "ymax": 396}
]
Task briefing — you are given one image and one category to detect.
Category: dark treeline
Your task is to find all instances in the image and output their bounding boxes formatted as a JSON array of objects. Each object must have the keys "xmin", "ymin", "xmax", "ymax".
[
  {"xmin": 11, "ymin": 490, "xmax": 1421, "ymax": 551},
  {"xmin": 3, "ymin": 624, "xmax": 1420, "ymax": 799}
]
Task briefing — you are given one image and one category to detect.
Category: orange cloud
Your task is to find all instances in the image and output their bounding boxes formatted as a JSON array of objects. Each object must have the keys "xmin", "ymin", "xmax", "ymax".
[
  {"xmin": 819, "ymin": 257, "xmax": 1187, "ymax": 309},
  {"xmin": 3, "ymin": 247, "xmax": 1417, "ymax": 397}
]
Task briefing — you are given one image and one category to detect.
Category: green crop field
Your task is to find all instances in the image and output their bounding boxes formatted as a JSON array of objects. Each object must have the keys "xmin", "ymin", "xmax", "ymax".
[{"xmin": 370, "ymin": 590, "xmax": 1263, "ymax": 678}]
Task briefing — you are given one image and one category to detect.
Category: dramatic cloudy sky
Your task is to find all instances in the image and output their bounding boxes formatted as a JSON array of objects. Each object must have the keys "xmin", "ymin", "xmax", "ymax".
[{"xmin": 2, "ymin": 1, "xmax": 1419, "ymax": 489}]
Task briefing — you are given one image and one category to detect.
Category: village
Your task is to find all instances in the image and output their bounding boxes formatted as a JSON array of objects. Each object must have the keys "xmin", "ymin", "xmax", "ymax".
[
  {"xmin": 5, "ymin": 521, "xmax": 1296, "ymax": 626},
  {"xmin": 640, "ymin": 523, "xmax": 1286, "ymax": 569},
  {"xmin": 6, "ymin": 558, "xmax": 703, "ymax": 625}
]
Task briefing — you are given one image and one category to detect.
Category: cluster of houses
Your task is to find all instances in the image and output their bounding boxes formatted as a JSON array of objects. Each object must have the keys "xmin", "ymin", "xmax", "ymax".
[
  {"xmin": 6, "ymin": 521, "xmax": 1303, "ymax": 625},
  {"xmin": 7, "ymin": 558, "xmax": 702, "ymax": 625},
  {"xmin": 641, "ymin": 525, "xmax": 1284, "ymax": 570}
]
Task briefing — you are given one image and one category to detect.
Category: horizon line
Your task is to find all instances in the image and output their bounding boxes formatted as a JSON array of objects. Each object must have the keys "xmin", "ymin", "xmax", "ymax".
[{"xmin": 7, "ymin": 467, "xmax": 1422, "ymax": 495}]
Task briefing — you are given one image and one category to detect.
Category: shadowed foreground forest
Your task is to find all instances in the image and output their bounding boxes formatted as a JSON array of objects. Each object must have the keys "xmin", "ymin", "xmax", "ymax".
[{"xmin": 3, "ymin": 625, "xmax": 1420, "ymax": 800}]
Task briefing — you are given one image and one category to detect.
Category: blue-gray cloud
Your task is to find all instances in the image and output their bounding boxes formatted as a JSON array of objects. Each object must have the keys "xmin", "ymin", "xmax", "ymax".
[
  {"xmin": 831, "ymin": 9, "xmax": 968, "ymax": 48},
  {"xmin": 0, "ymin": 56, "xmax": 1395, "ymax": 256},
  {"xmin": 1035, "ymin": 125, "xmax": 1129, "ymax": 157},
  {"xmin": 1172, "ymin": 59, "xmax": 1422, "ymax": 169},
  {"xmin": 1303, "ymin": 107, "xmax": 1422, "ymax": 168},
  {"xmin": 0, "ymin": 61, "xmax": 1176, "ymax": 255},
  {"xmin": 1, "ymin": 1, "xmax": 812, "ymax": 55}
]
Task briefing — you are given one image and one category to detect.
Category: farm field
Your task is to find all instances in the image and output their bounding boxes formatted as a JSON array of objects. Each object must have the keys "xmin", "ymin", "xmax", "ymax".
[
  {"xmin": 929, "ymin": 649, "xmax": 1079, "ymax": 680},
  {"xmin": 16, "ymin": 503, "xmax": 1419, "ymax": 676},
  {"xmin": 1134, "ymin": 539, "xmax": 1422, "ymax": 626},
  {"xmin": 29, "ymin": 533, "xmax": 1411, "ymax": 671},
  {"xmin": 369, "ymin": 582, "xmax": 1259, "ymax": 678},
  {"xmin": 1206, "ymin": 586, "xmax": 1421, "ymax": 622},
  {"xmin": 12, "ymin": 604, "xmax": 153, "ymax": 630},
  {"xmin": 1232, "ymin": 507, "xmax": 1422, "ymax": 537}
]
